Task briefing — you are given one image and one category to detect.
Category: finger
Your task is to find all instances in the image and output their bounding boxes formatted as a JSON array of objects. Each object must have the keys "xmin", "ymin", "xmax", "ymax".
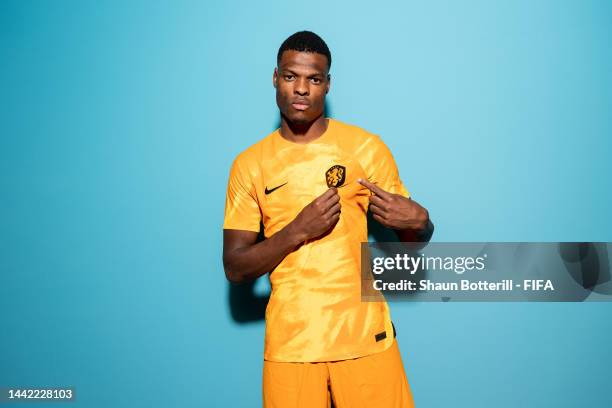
[
  {"xmin": 369, "ymin": 194, "xmax": 388, "ymax": 207},
  {"xmin": 321, "ymin": 193, "xmax": 340, "ymax": 212},
  {"xmin": 325, "ymin": 202, "xmax": 341, "ymax": 216},
  {"xmin": 357, "ymin": 178, "xmax": 391, "ymax": 199},
  {"xmin": 369, "ymin": 204, "xmax": 387, "ymax": 218},
  {"xmin": 329, "ymin": 211, "xmax": 340, "ymax": 224},
  {"xmin": 318, "ymin": 187, "xmax": 338, "ymax": 202},
  {"xmin": 372, "ymin": 213, "xmax": 388, "ymax": 226}
]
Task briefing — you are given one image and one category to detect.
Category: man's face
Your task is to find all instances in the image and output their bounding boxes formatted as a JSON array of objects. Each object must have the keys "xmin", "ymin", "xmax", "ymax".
[{"xmin": 274, "ymin": 50, "xmax": 330, "ymax": 125}]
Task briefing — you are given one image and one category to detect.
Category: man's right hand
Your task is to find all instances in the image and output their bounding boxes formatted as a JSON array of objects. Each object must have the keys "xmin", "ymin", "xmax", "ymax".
[
  {"xmin": 288, "ymin": 188, "xmax": 341, "ymax": 243},
  {"xmin": 223, "ymin": 188, "xmax": 341, "ymax": 283}
]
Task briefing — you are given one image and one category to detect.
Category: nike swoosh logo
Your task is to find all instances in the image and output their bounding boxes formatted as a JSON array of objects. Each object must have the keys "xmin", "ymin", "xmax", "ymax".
[{"xmin": 265, "ymin": 182, "xmax": 288, "ymax": 195}]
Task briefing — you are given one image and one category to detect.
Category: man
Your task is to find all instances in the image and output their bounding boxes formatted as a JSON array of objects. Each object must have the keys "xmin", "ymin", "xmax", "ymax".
[{"xmin": 223, "ymin": 31, "xmax": 433, "ymax": 407}]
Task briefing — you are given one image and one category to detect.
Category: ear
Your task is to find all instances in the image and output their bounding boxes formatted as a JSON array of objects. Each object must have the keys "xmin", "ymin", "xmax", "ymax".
[
  {"xmin": 273, "ymin": 68, "xmax": 278, "ymax": 88},
  {"xmin": 325, "ymin": 74, "xmax": 331, "ymax": 94}
]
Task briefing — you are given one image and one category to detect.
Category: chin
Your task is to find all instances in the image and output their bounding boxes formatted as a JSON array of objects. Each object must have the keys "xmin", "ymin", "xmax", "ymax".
[
  {"xmin": 289, "ymin": 116, "xmax": 312, "ymax": 125},
  {"xmin": 286, "ymin": 112, "xmax": 314, "ymax": 125}
]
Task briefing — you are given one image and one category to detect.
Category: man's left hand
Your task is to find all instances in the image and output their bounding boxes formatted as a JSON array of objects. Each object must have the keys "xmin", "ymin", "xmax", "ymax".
[{"xmin": 358, "ymin": 178, "xmax": 429, "ymax": 231}]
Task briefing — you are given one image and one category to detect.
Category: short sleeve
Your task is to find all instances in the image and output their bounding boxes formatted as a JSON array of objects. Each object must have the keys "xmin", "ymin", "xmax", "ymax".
[
  {"xmin": 367, "ymin": 136, "xmax": 410, "ymax": 198},
  {"xmin": 223, "ymin": 156, "xmax": 261, "ymax": 232}
]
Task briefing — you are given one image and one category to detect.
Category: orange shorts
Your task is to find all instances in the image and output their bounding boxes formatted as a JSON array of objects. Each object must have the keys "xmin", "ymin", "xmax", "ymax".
[{"xmin": 262, "ymin": 339, "xmax": 414, "ymax": 408}]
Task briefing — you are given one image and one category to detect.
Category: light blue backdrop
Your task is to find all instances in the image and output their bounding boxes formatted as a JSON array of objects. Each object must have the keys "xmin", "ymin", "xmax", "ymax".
[{"xmin": 1, "ymin": 1, "xmax": 611, "ymax": 407}]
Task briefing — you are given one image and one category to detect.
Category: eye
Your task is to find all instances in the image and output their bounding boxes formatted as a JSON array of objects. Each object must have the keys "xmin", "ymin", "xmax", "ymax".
[
  {"xmin": 284, "ymin": 74, "xmax": 295, "ymax": 81},
  {"xmin": 310, "ymin": 78, "xmax": 321, "ymax": 84}
]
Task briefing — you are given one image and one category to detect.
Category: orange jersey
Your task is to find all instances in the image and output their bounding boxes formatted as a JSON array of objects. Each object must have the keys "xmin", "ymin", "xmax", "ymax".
[{"xmin": 223, "ymin": 118, "xmax": 410, "ymax": 362}]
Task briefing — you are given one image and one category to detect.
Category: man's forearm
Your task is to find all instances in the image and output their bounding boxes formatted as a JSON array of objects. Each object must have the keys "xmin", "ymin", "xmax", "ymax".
[
  {"xmin": 223, "ymin": 224, "xmax": 305, "ymax": 283},
  {"xmin": 395, "ymin": 219, "xmax": 434, "ymax": 243},
  {"xmin": 224, "ymin": 187, "xmax": 341, "ymax": 283}
]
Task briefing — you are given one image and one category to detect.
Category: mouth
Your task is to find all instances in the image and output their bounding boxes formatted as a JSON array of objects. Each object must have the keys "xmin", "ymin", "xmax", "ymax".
[{"xmin": 291, "ymin": 101, "xmax": 310, "ymax": 111}]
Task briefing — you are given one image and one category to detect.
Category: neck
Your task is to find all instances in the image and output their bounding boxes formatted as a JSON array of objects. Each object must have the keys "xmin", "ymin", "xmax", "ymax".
[{"xmin": 279, "ymin": 114, "xmax": 328, "ymax": 144}]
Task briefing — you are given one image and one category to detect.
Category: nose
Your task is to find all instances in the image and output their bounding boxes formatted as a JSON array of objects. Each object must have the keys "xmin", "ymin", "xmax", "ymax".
[{"xmin": 294, "ymin": 77, "xmax": 309, "ymax": 96}]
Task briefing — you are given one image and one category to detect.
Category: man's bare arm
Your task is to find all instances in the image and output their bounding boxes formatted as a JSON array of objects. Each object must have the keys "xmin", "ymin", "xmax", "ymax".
[
  {"xmin": 223, "ymin": 228, "xmax": 301, "ymax": 283},
  {"xmin": 223, "ymin": 188, "xmax": 341, "ymax": 283},
  {"xmin": 395, "ymin": 218, "xmax": 434, "ymax": 243}
]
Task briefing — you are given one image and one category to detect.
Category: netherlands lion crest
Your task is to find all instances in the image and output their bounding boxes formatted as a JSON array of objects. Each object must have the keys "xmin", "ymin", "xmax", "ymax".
[{"xmin": 325, "ymin": 165, "xmax": 346, "ymax": 188}]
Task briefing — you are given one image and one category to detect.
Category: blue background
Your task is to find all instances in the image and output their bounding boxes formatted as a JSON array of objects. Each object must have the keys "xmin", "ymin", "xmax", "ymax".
[{"xmin": 1, "ymin": 0, "xmax": 611, "ymax": 407}]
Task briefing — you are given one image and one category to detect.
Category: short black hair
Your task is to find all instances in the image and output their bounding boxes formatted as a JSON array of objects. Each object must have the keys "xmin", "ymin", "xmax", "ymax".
[{"xmin": 277, "ymin": 31, "xmax": 331, "ymax": 70}]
